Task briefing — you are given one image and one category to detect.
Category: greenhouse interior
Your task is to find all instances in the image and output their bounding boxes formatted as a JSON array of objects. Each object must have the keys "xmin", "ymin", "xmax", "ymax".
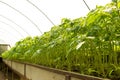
[{"xmin": 1, "ymin": 0, "xmax": 120, "ymax": 80}]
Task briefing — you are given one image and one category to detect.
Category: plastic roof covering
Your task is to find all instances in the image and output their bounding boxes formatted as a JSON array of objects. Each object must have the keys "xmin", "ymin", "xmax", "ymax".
[{"xmin": 0, "ymin": 0, "xmax": 111, "ymax": 46}]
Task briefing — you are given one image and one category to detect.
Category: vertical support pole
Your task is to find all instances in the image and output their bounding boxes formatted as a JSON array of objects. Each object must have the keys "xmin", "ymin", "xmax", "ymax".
[
  {"xmin": 3, "ymin": 63, "xmax": 5, "ymax": 72},
  {"xmin": 6, "ymin": 66, "xmax": 8, "ymax": 79},
  {"xmin": 24, "ymin": 64, "xmax": 26, "ymax": 77},
  {"xmin": 21, "ymin": 64, "xmax": 27, "ymax": 80},
  {"xmin": 11, "ymin": 60, "xmax": 13, "ymax": 80},
  {"xmin": 3, "ymin": 64, "xmax": 6, "ymax": 78},
  {"xmin": 12, "ymin": 71, "xmax": 14, "ymax": 80},
  {"xmin": 65, "ymin": 75, "xmax": 71, "ymax": 80},
  {"xmin": 1, "ymin": 62, "xmax": 3, "ymax": 72},
  {"xmin": 10, "ymin": 61, "xmax": 12, "ymax": 68}
]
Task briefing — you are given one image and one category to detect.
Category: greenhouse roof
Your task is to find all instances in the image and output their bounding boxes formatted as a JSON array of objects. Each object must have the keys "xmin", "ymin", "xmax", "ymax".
[{"xmin": 0, "ymin": 0, "xmax": 111, "ymax": 46}]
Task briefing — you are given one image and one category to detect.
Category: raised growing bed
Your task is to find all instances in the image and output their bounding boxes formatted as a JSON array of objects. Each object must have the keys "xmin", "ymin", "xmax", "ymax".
[
  {"xmin": 2, "ymin": 1, "xmax": 120, "ymax": 80},
  {"xmin": 3, "ymin": 59, "xmax": 109, "ymax": 80}
]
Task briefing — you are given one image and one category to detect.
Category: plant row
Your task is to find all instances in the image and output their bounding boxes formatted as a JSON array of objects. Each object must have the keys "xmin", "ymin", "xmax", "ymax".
[{"xmin": 2, "ymin": 1, "xmax": 120, "ymax": 79}]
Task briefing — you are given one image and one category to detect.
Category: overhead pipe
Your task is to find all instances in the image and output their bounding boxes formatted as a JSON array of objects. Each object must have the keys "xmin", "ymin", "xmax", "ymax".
[
  {"xmin": 0, "ymin": 30, "xmax": 20, "ymax": 45},
  {"xmin": 0, "ymin": 27, "xmax": 20, "ymax": 39},
  {"xmin": 0, "ymin": 1, "xmax": 42, "ymax": 34},
  {"xmin": 0, "ymin": 30, "xmax": 18, "ymax": 39},
  {"xmin": 0, "ymin": 31, "xmax": 18, "ymax": 44},
  {"xmin": 0, "ymin": 15, "xmax": 30, "ymax": 36},
  {"xmin": 0, "ymin": 20, "xmax": 24, "ymax": 37},
  {"xmin": 27, "ymin": 0, "xmax": 56, "ymax": 26}
]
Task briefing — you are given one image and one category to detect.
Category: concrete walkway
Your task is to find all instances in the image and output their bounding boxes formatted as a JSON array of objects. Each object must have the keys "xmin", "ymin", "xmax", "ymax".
[{"xmin": 0, "ymin": 71, "xmax": 5, "ymax": 80}]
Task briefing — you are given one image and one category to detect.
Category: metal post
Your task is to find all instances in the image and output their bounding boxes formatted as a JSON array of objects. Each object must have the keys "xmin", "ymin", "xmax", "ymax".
[
  {"xmin": 82, "ymin": 0, "xmax": 90, "ymax": 11},
  {"xmin": 12, "ymin": 71, "xmax": 14, "ymax": 80},
  {"xmin": 24, "ymin": 64, "xmax": 26, "ymax": 78},
  {"xmin": 6, "ymin": 66, "xmax": 8, "ymax": 79},
  {"xmin": 65, "ymin": 75, "xmax": 71, "ymax": 80}
]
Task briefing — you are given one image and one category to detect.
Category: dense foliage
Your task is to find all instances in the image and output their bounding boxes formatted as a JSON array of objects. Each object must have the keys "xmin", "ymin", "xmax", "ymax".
[{"xmin": 2, "ymin": 1, "xmax": 120, "ymax": 79}]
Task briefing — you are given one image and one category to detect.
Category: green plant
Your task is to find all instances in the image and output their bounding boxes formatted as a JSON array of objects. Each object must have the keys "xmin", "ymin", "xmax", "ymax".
[{"xmin": 2, "ymin": 1, "xmax": 120, "ymax": 79}]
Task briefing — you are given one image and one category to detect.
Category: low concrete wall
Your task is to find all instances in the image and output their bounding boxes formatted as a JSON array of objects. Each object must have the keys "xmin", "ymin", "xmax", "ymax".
[
  {"xmin": 26, "ymin": 65, "xmax": 65, "ymax": 80},
  {"xmin": 12, "ymin": 61, "xmax": 25, "ymax": 76},
  {"xmin": 3, "ymin": 60, "xmax": 109, "ymax": 80}
]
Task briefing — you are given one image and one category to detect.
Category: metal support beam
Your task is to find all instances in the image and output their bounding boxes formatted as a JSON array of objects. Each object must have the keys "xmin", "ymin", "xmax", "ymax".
[
  {"xmin": 0, "ymin": 1, "xmax": 43, "ymax": 34},
  {"xmin": 82, "ymin": 0, "xmax": 90, "ymax": 11}
]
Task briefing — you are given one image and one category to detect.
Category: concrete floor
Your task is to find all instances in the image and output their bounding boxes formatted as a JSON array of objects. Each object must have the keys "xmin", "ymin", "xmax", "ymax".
[{"xmin": 0, "ymin": 71, "xmax": 5, "ymax": 80}]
